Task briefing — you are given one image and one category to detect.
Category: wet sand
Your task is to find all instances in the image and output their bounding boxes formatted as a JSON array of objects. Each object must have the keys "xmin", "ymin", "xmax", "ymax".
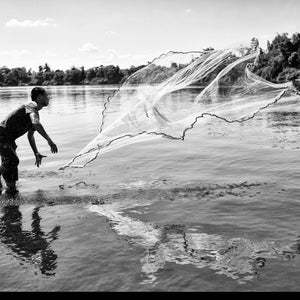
[{"xmin": 1, "ymin": 177, "xmax": 299, "ymax": 291}]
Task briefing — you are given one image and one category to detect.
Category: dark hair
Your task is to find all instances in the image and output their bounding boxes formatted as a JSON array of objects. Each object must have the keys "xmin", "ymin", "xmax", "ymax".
[{"xmin": 31, "ymin": 87, "xmax": 46, "ymax": 102}]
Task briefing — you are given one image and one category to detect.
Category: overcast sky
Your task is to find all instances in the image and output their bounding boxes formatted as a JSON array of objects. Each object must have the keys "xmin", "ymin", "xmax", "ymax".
[{"xmin": 1, "ymin": 0, "xmax": 300, "ymax": 70}]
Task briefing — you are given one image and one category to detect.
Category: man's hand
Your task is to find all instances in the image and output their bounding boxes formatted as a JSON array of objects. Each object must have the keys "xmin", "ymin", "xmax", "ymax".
[
  {"xmin": 48, "ymin": 140, "xmax": 58, "ymax": 153},
  {"xmin": 35, "ymin": 153, "xmax": 47, "ymax": 167}
]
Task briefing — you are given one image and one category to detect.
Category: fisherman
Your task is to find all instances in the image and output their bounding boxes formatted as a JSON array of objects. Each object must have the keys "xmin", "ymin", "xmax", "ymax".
[{"xmin": 0, "ymin": 87, "xmax": 58, "ymax": 193}]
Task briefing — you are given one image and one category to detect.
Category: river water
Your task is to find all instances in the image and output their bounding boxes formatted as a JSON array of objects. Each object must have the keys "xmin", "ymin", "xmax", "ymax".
[{"xmin": 0, "ymin": 85, "xmax": 299, "ymax": 291}]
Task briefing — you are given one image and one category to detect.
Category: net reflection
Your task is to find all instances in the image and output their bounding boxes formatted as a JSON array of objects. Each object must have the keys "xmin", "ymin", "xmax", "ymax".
[
  {"xmin": 89, "ymin": 202, "xmax": 299, "ymax": 285},
  {"xmin": 0, "ymin": 205, "xmax": 60, "ymax": 276}
]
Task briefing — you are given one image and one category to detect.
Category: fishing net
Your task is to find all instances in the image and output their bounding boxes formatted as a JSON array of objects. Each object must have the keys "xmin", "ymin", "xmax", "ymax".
[{"xmin": 61, "ymin": 42, "xmax": 297, "ymax": 169}]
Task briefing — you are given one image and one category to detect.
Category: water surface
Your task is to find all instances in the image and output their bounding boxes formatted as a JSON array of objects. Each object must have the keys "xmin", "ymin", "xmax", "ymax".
[{"xmin": 0, "ymin": 85, "xmax": 299, "ymax": 291}]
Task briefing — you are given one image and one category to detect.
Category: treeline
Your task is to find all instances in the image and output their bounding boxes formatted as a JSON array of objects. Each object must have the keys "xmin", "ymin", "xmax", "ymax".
[
  {"xmin": 1, "ymin": 33, "xmax": 300, "ymax": 87},
  {"xmin": 254, "ymin": 32, "xmax": 300, "ymax": 82},
  {"xmin": 0, "ymin": 64, "xmax": 145, "ymax": 87}
]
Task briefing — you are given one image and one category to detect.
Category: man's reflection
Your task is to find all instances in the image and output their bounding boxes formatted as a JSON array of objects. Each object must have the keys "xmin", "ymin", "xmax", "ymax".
[{"xmin": 0, "ymin": 205, "xmax": 60, "ymax": 276}]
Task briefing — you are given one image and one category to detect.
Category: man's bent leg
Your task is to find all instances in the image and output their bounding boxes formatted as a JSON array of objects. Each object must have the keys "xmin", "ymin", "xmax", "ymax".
[
  {"xmin": 0, "ymin": 142, "xmax": 19, "ymax": 191},
  {"xmin": 6, "ymin": 179, "xmax": 17, "ymax": 189}
]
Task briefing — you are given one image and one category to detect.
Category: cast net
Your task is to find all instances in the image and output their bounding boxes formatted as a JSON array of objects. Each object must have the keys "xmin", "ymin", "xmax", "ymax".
[{"xmin": 61, "ymin": 42, "xmax": 297, "ymax": 169}]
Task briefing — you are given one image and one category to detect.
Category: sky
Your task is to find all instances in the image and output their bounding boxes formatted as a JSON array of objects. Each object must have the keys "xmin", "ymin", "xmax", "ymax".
[{"xmin": 1, "ymin": 0, "xmax": 300, "ymax": 70}]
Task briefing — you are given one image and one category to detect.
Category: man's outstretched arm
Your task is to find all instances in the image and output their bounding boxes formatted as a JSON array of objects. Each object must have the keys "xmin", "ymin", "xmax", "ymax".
[
  {"xmin": 32, "ymin": 122, "xmax": 58, "ymax": 153},
  {"xmin": 27, "ymin": 129, "xmax": 47, "ymax": 167},
  {"xmin": 29, "ymin": 112, "xmax": 58, "ymax": 154}
]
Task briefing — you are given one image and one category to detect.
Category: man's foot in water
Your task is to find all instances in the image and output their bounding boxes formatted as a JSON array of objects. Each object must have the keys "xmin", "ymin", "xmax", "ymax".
[
  {"xmin": 5, "ymin": 181, "xmax": 19, "ymax": 196},
  {"xmin": 5, "ymin": 188, "xmax": 19, "ymax": 197}
]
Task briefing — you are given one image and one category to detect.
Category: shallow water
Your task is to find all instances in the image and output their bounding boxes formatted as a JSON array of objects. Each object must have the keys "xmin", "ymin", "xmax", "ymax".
[{"xmin": 0, "ymin": 85, "xmax": 299, "ymax": 291}]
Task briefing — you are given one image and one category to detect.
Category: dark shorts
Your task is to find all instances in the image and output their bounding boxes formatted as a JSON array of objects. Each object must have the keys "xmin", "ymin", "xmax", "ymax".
[{"xmin": 0, "ymin": 130, "xmax": 19, "ymax": 182}]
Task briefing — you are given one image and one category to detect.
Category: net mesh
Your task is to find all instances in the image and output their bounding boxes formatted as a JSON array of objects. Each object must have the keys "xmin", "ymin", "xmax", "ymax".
[{"xmin": 61, "ymin": 43, "xmax": 297, "ymax": 169}]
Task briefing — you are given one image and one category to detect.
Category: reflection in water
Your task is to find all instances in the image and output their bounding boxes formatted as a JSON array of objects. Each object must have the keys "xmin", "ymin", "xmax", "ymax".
[
  {"xmin": 267, "ymin": 111, "xmax": 300, "ymax": 127},
  {"xmin": 44, "ymin": 85, "xmax": 118, "ymax": 115},
  {"xmin": 0, "ymin": 206, "xmax": 60, "ymax": 276},
  {"xmin": 89, "ymin": 202, "xmax": 299, "ymax": 285},
  {"xmin": 266, "ymin": 97, "xmax": 300, "ymax": 128},
  {"xmin": 0, "ymin": 88, "xmax": 30, "ymax": 102},
  {"xmin": 140, "ymin": 226, "xmax": 296, "ymax": 285}
]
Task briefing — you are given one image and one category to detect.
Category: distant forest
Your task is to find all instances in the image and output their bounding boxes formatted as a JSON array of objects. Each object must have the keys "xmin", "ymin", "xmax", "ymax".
[{"xmin": 1, "ymin": 32, "xmax": 300, "ymax": 87}]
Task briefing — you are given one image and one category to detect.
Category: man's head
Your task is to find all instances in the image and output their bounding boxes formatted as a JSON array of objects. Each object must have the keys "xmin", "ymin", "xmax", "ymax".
[{"xmin": 31, "ymin": 87, "xmax": 49, "ymax": 107}]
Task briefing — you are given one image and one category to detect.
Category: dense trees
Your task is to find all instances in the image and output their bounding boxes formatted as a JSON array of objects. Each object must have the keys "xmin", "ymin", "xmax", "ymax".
[
  {"xmin": 1, "ymin": 33, "xmax": 300, "ymax": 87},
  {"xmin": 0, "ymin": 67, "xmax": 30, "ymax": 86},
  {"xmin": 0, "ymin": 63, "xmax": 144, "ymax": 86},
  {"xmin": 254, "ymin": 32, "xmax": 300, "ymax": 82}
]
